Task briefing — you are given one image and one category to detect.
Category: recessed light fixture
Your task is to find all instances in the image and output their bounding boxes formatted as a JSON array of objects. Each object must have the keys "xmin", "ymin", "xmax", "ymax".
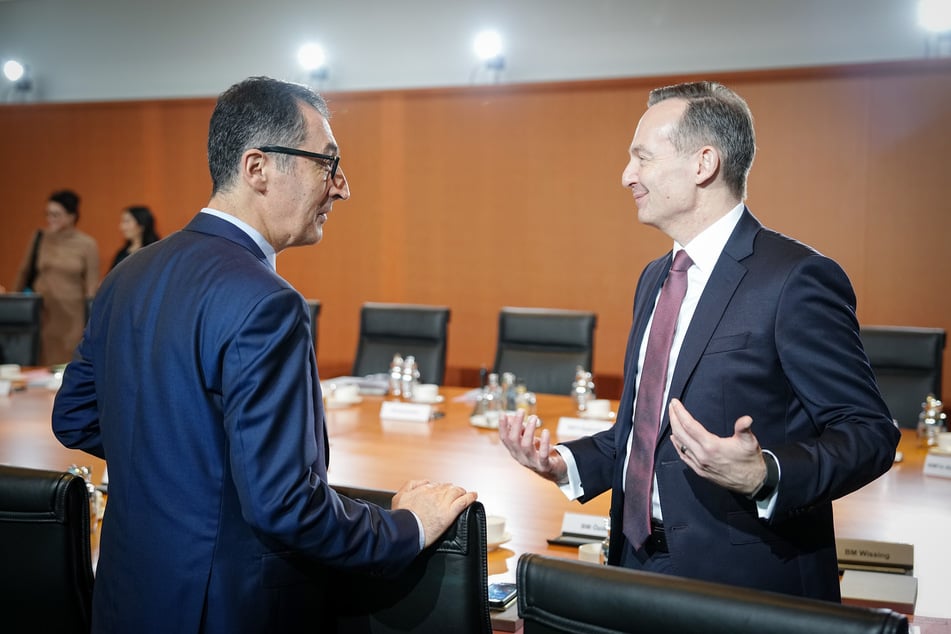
[{"xmin": 298, "ymin": 43, "xmax": 329, "ymax": 82}]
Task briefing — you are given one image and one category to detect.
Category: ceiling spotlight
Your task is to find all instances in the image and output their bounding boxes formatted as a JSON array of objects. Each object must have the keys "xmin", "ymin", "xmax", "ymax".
[
  {"xmin": 3, "ymin": 60, "xmax": 25, "ymax": 82},
  {"xmin": 298, "ymin": 43, "xmax": 329, "ymax": 82},
  {"xmin": 474, "ymin": 29, "xmax": 505, "ymax": 72},
  {"xmin": 3, "ymin": 59, "xmax": 34, "ymax": 99},
  {"xmin": 919, "ymin": 0, "xmax": 951, "ymax": 32}
]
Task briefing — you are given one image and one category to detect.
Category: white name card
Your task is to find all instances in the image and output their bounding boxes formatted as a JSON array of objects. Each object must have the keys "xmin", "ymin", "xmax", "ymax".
[
  {"xmin": 923, "ymin": 449, "xmax": 951, "ymax": 479},
  {"xmin": 556, "ymin": 416, "xmax": 613, "ymax": 440},
  {"xmin": 561, "ymin": 512, "xmax": 610, "ymax": 539},
  {"xmin": 836, "ymin": 537, "xmax": 914, "ymax": 573},
  {"xmin": 379, "ymin": 400, "xmax": 432, "ymax": 423}
]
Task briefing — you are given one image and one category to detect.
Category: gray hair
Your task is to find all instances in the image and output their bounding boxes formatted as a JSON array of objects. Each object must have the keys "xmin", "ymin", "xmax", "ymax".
[
  {"xmin": 207, "ymin": 76, "xmax": 330, "ymax": 193},
  {"xmin": 648, "ymin": 81, "xmax": 755, "ymax": 200}
]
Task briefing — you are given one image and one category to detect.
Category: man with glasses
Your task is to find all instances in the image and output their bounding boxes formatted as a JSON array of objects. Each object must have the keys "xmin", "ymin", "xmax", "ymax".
[{"xmin": 52, "ymin": 76, "xmax": 477, "ymax": 632}]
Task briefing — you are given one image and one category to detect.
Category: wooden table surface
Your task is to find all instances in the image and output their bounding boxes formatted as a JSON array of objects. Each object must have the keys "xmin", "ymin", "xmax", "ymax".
[{"xmin": 2, "ymin": 379, "xmax": 950, "ymax": 624}]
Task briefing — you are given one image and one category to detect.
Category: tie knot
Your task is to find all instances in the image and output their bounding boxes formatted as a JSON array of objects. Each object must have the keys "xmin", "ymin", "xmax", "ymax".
[{"xmin": 671, "ymin": 250, "xmax": 693, "ymax": 273}]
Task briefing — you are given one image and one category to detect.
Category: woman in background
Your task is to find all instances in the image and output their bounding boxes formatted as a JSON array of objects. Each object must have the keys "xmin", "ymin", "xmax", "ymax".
[
  {"xmin": 111, "ymin": 205, "xmax": 160, "ymax": 269},
  {"xmin": 13, "ymin": 189, "xmax": 99, "ymax": 365}
]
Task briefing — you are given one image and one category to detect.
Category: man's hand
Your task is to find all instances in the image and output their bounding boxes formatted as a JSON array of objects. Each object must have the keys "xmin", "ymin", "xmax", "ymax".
[
  {"xmin": 392, "ymin": 480, "xmax": 478, "ymax": 549},
  {"xmin": 667, "ymin": 398, "xmax": 767, "ymax": 495},
  {"xmin": 498, "ymin": 409, "xmax": 568, "ymax": 484}
]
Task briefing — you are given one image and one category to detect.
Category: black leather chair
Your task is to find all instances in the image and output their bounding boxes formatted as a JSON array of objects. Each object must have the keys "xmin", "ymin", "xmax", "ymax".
[
  {"xmin": 0, "ymin": 464, "xmax": 95, "ymax": 634},
  {"xmin": 0, "ymin": 293, "xmax": 43, "ymax": 365},
  {"xmin": 306, "ymin": 299, "xmax": 321, "ymax": 355},
  {"xmin": 493, "ymin": 307, "xmax": 597, "ymax": 395},
  {"xmin": 328, "ymin": 484, "xmax": 490, "ymax": 634},
  {"xmin": 860, "ymin": 325, "xmax": 946, "ymax": 428},
  {"xmin": 352, "ymin": 303, "xmax": 451, "ymax": 385},
  {"xmin": 516, "ymin": 554, "xmax": 908, "ymax": 634}
]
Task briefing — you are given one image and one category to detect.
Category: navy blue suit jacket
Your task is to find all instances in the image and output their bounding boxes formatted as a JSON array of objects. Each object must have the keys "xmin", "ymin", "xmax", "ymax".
[
  {"xmin": 563, "ymin": 209, "xmax": 899, "ymax": 600},
  {"xmin": 53, "ymin": 213, "xmax": 420, "ymax": 633}
]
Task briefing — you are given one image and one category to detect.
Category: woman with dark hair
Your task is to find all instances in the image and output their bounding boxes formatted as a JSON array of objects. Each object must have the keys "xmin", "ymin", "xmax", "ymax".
[
  {"xmin": 111, "ymin": 205, "xmax": 160, "ymax": 269},
  {"xmin": 11, "ymin": 189, "xmax": 99, "ymax": 364}
]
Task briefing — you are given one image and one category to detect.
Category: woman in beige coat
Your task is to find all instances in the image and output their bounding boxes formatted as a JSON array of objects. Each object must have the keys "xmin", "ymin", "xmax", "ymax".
[{"xmin": 13, "ymin": 189, "xmax": 99, "ymax": 365}]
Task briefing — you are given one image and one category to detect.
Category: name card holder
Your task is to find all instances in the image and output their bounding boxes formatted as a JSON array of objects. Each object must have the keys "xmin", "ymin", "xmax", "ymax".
[
  {"xmin": 380, "ymin": 400, "xmax": 432, "ymax": 423},
  {"xmin": 547, "ymin": 512, "xmax": 610, "ymax": 547},
  {"xmin": 923, "ymin": 449, "xmax": 951, "ymax": 479},
  {"xmin": 556, "ymin": 416, "xmax": 613, "ymax": 440}
]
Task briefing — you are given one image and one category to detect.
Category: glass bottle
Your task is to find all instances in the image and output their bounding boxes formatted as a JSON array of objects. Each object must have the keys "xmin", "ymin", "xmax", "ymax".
[
  {"xmin": 917, "ymin": 394, "xmax": 948, "ymax": 447},
  {"xmin": 501, "ymin": 371, "xmax": 517, "ymax": 412},
  {"xmin": 515, "ymin": 382, "xmax": 537, "ymax": 417},
  {"xmin": 600, "ymin": 517, "xmax": 611, "ymax": 565},
  {"xmin": 572, "ymin": 366, "xmax": 590, "ymax": 413},
  {"xmin": 484, "ymin": 372, "xmax": 503, "ymax": 427},
  {"xmin": 388, "ymin": 353, "xmax": 404, "ymax": 397},
  {"xmin": 401, "ymin": 355, "xmax": 419, "ymax": 401}
]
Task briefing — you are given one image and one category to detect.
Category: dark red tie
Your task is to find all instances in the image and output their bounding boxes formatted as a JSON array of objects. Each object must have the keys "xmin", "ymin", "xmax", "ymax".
[{"xmin": 623, "ymin": 249, "xmax": 693, "ymax": 550}]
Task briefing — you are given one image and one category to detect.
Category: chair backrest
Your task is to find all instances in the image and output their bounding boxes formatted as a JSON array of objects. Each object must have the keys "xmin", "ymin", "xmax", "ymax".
[
  {"xmin": 0, "ymin": 465, "xmax": 95, "ymax": 634},
  {"xmin": 493, "ymin": 307, "xmax": 597, "ymax": 395},
  {"xmin": 328, "ymin": 484, "xmax": 490, "ymax": 634},
  {"xmin": 306, "ymin": 299, "xmax": 321, "ymax": 356},
  {"xmin": 0, "ymin": 293, "xmax": 43, "ymax": 365},
  {"xmin": 860, "ymin": 325, "xmax": 946, "ymax": 428},
  {"xmin": 516, "ymin": 554, "xmax": 908, "ymax": 634},
  {"xmin": 352, "ymin": 303, "xmax": 451, "ymax": 385}
]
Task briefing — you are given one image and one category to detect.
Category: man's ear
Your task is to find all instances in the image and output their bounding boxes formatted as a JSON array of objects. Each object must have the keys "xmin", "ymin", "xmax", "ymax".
[
  {"xmin": 695, "ymin": 145, "xmax": 720, "ymax": 185},
  {"xmin": 242, "ymin": 149, "xmax": 269, "ymax": 193}
]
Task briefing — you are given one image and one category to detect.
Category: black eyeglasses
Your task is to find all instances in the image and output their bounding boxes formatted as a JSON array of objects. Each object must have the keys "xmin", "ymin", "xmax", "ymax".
[{"xmin": 256, "ymin": 145, "xmax": 340, "ymax": 180}]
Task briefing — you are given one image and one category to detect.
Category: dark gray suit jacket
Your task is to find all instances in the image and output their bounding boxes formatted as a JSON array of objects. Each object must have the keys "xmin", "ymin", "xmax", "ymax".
[{"xmin": 565, "ymin": 209, "xmax": 899, "ymax": 600}]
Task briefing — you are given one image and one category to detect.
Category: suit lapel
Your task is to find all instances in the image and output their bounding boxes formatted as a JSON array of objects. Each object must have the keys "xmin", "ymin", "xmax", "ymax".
[{"xmin": 659, "ymin": 209, "xmax": 760, "ymax": 437}]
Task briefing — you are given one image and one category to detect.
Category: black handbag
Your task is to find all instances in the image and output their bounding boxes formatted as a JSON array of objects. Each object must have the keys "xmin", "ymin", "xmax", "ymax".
[{"xmin": 23, "ymin": 230, "xmax": 42, "ymax": 291}]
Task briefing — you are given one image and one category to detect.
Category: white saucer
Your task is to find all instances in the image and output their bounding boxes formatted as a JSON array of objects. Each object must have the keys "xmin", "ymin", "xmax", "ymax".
[
  {"xmin": 325, "ymin": 396, "xmax": 363, "ymax": 409},
  {"xmin": 411, "ymin": 395, "xmax": 445, "ymax": 405},
  {"xmin": 487, "ymin": 532, "xmax": 512, "ymax": 551},
  {"xmin": 929, "ymin": 446, "xmax": 951, "ymax": 456},
  {"xmin": 580, "ymin": 410, "xmax": 615, "ymax": 421}
]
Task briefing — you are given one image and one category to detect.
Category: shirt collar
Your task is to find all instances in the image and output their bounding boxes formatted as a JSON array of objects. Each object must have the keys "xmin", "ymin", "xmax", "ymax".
[{"xmin": 674, "ymin": 203, "xmax": 745, "ymax": 273}]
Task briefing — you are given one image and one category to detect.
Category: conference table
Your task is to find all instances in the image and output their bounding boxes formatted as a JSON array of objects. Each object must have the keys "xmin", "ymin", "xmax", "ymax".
[{"xmin": 2, "ymin": 378, "xmax": 950, "ymax": 630}]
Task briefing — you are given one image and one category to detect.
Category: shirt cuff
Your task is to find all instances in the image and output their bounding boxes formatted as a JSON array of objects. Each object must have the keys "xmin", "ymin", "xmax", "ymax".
[
  {"xmin": 552, "ymin": 444, "xmax": 585, "ymax": 500},
  {"xmin": 754, "ymin": 450, "xmax": 781, "ymax": 519},
  {"xmin": 409, "ymin": 511, "xmax": 426, "ymax": 551}
]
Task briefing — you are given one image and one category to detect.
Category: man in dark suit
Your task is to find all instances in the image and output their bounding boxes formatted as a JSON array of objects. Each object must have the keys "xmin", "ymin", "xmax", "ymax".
[
  {"xmin": 499, "ymin": 81, "xmax": 899, "ymax": 600},
  {"xmin": 52, "ymin": 77, "xmax": 476, "ymax": 632}
]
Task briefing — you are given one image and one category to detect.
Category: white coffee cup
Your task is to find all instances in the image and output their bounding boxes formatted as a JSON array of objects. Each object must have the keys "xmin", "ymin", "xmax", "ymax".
[
  {"xmin": 414, "ymin": 383, "xmax": 439, "ymax": 402},
  {"xmin": 585, "ymin": 399, "xmax": 612, "ymax": 418},
  {"xmin": 937, "ymin": 431, "xmax": 951, "ymax": 452},
  {"xmin": 486, "ymin": 515, "xmax": 506, "ymax": 543},
  {"xmin": 331, "ymin": 384, "xmax": 359, "ymax": 402},
  {"xmin": 578, "ymin": 542, "xmax": 603, "ymax": 564},
  {"xmin": 0, "ymin": 379, "xmax": 11, "ymax": 398},
  {"xmin": 0, "ymin": 364, "xmax": 21, "ymax": 379}
]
